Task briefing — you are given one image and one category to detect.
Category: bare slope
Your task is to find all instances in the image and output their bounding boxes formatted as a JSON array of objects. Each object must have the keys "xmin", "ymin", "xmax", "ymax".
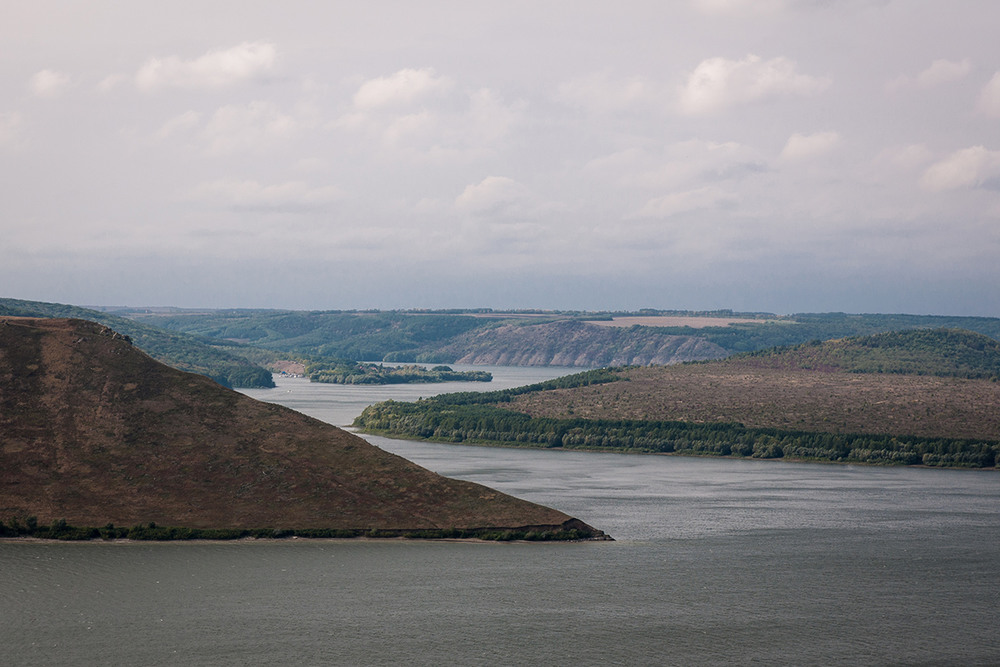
[
  {"xmin": 511, "ymin": 330, "xmax": 1000, "ymax": 440},
  {"xmin": 431, "ymin": 320, "xmax": 729, "ymax": 366},
  {"xmin": 0, "ymin": 317, "xmax": 602, "ymax": 538}
]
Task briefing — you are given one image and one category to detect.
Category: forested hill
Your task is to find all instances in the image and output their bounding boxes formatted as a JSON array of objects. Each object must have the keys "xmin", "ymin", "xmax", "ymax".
[
  {"xmin": 354, "ymin": 328, "xmax": 1000, "ymax": 469},
  {"xmin": 739, "ymin": 328, "xmax": 1000, "ymax": 379},
  {"xmin": 0, "ymin": 298, "xmax": 273, "ymax": 388},
  {"xmin": 117, "ymin": 308, "xmax": 1000, "ymax": 368}
]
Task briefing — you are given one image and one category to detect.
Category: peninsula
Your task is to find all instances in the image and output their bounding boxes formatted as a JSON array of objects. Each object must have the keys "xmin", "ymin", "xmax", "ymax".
[
  {"xmin": 0, "ymin": 317, "xmax": 606, "ymax": 541},
  {"xmin": 355, "ymin": 329, "xmax": 1000, "ymax": 468}
]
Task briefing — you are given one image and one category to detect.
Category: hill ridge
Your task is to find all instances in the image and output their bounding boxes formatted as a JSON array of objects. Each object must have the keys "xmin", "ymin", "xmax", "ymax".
[{"xmin": 0, "ymin": 317, "xmax": 605, "ymax": 540}]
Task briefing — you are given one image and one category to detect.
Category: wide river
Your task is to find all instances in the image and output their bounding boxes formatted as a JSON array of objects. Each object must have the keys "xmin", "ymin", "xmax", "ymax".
[{"xmin": 2, "ymin": 366, "xmax": 998, "ymax": 665}]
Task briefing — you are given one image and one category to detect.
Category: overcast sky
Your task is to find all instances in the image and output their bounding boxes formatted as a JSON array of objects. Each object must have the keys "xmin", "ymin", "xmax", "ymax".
[{"xmin": 2, "ymin": 1, "xmax": 999, "ymax": 315}]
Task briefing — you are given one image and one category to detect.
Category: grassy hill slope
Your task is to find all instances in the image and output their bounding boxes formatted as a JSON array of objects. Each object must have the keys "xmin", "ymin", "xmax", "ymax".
[
  {"xmin": 0, "ymin": 317, "xmax": 604, "ymax": 540},
  {"xmin": 0, "ymin": 298, "xmax": 274, "ymax": 388}
]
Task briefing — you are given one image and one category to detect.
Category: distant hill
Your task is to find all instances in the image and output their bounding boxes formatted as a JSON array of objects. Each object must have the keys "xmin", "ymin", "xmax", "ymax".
[
  {"xmin": 418, "ymin": 320, "xmax": 730, "ymax": 366},
  {"xmin": 0, "ymin": 298, "xmax": 274, "ymax": 388},
  {"xmin": 355, "ymin": 329, "xmax": 1000, "ymax": 468},
  {"xmin": 0, "ymin": 317, "xmax": 604, "ymax": 540},
  {"xmin": 740, "ymin": 328, "xmax": 1000, "ymax": 379},
  {"xmin": 120, "ymin": 307, "xmax": 1000, "ymax": 368}
]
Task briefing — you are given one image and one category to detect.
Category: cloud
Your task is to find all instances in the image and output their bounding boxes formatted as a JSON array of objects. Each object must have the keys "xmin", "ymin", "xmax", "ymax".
[
  {"xmin": 194, "ymin": 179, "xmax": 344, "ymax": 211},
  {"xmin": 465, "ymin": 88, "xmax": 525, "ymax": 145},
  {"xmin": 201, "ymin": 101, "xmax": 297, "ymax": 155},
  {"xmin": 916, "ymin": 58, "xmax": 972, "ymax": 87},
  {"xmin": 153, "ymin": 103, "xmax": 297, "ymax": 155},
  {"xmin": 154, "ymin": 110, "xmax": 202, "ymax": 141},
  {"xmin": 693, "ymin": 0, "xmax": 890, "ymax": 15},
  {"xmin": 873, "ymin": 144, "xmax": 933, "ymax": 172},
  {"xmin": 97, "ymin": 74, "xmax": 127, "ymax": 93},
  {"xmin": 588, "ymin": 139, "xmax": 766, "ymax": 191},
  {"xmin": 135, "ymin": 41, "xmax": 276, "ymax": 92},
  {"xmin": 780, "ymin": 131, "xmax": 840, "ymax": 161},
  {"xmin": 920, "ymin": 146, "xmax": 1000, "ymax": 192},
  {"xmin": 556, "ymin": 71, "xmax": 659, "ymax": 113},
  {"xmin": 0, "ymin": 112, "xmax": 23, "ymax": 148},
  {"xmin": 678, "ymin": 54, "xmax": 829, "ymax": 115},
  {"xmin": 636, "ymin": 186, "xmax": 738, "ymax": 217},
  {"xmin": 29, "ymin": 69, "xmax": 71, "ymax": 97},
  {"xmin": 887, "ymin": 58, "xmax": 972, "ymax": 92},
  {"xmin": 455, "ymin": 176, "xmax": 533, "ymax": 217},
  {"xmin": 977, "ymin": 72, "xmax": 1000, "ymax": 117},
  {"xmin": 352, "ymin": 68, "xmax": 454, "ymax": 109},
  {"xmin": 337, "ymin": 77, "xmax": 524, "ymax": 162},
  {"xmin": 693, "ymin": 0, "xmax": 789, "ymax": 15}
]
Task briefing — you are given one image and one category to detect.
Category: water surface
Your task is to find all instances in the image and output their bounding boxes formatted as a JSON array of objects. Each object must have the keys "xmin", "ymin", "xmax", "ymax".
[{"xmin": 3, "ymin": 369, "xmax": 997, "ymax": 665}]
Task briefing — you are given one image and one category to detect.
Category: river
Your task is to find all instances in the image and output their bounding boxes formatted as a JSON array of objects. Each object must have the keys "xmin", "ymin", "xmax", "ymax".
[{"xmin": 2, "ymin": 366, "xmax": 998, "ymax": 665}]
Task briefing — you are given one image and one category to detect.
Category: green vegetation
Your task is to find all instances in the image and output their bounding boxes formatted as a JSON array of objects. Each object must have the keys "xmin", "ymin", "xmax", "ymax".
[
  {"xmin": 428, "ymin": 367, "xmax": 625, "ymax": 405},
  {"xmin": 742, "ymin": 328, "xmax": 1000, "ymax": 379},
  {"xmin": 121, "ymin": 308, "xmax": 1000, "ymax": 364},
  {"xmin": 354, "ymin": 399, "xmax": 999, "ymax": 468},
  {"xmin": 660, "ymin": 312, "xmax": 1000, "ymax": 354},
  {"xmin": 0, "ymin": 518, "xmax": 594, "ymax": 542},
  {"xmin": 0, "ymin": 298, "xmax": 274, "ymax": 388},
  {"xmin": 306, "ymin": 361, "xmax": 492, "ymax": 384},
  {"xmin": 124, "ymin": 309, "xmax": 492, "ymax": 361}
]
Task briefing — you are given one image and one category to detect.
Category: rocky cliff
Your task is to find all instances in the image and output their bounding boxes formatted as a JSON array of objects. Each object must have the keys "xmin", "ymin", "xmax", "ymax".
[{"xmin": 426, "ymin": 320, "xmax": 729, "ymax": 366}]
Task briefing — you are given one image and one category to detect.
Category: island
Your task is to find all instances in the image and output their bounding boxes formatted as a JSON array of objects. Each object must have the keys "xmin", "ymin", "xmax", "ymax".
[{"xmin": 307, "ymin": 361, "xmax": 492, "ymax": 385}]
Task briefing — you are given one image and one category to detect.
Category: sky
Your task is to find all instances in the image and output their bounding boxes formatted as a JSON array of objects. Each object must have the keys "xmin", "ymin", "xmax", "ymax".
[{"xmin": 2, "ymin": 1, "xmax": 999, "ymax": 316}]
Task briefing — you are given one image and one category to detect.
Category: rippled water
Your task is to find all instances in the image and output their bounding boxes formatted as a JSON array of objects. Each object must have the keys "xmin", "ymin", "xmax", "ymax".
[{"xmin": 2, "ymin": 369, "xmax": 998, "ymax": 665}]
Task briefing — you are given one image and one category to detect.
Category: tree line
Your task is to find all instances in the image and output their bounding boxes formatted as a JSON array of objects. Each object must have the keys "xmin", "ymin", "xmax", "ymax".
[
  {"xmin": 0, "ymin": 518, "xmax": 593, "ymax": 542},
  {"xmin": 353, "ymin": 400, "xmax": 999, "ymax": 469}
]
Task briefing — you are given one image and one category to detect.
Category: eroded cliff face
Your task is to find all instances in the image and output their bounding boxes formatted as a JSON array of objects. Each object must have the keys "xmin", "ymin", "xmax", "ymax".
[
  {"xmin": 429, "ymin": 320, "xmax": 729, "ymax": 367},
  {"xmin": 0, "ymin": 317, "xmax": 603, "ymax": 538}
]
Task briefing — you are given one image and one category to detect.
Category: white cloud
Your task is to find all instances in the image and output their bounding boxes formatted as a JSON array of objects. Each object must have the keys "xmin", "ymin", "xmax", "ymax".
[
  {"xmin": 154, "ymin": 110, "xmax": 202, "ymax": 141},
  {"xmin": 693, "ymin": 0, "xmax": 789, "ymax": 15},
  {"xmin": 887, "ymin": 58, "xmax": 972, "ymax": 92},
  {"xmin": 201, "ymin": 101, "xmax": 297, "ymax": 155},
  {"xmin": 780, "ymin": 131, "xmax": 840, "ymax": 161},
  {"xmin": 921, "ymin": 146, "xmax": 1000, "ymax": 192},
  {"xmin": 337, "ymin": 79, "xmax": 524, "ymax": 162},
  {"xmin": 135, "ymin": 41, "xmax": 276, "ymax": 92},
  {"xmin": 636, "ymin": 186, "xmax": 738, "ymax": 217},
  {"xmin": 556, "ymin": 71, "xmax": 659, "ymax": 113},
  {"xmin": 678, "ymin": 54, "xmax": 829, "ymax": 115},
  {"xmin": 194, "ymin": 179, "xmax": 344, "ymax": 211},
  {"xmin": 455, "ymin": 176, "xmax": 533, "ymax": 217},
  {"xmin": 151, "ymin": 103, "xmax": 297, "ymax": 154},
  {"xmin": 977, "ymin": 72, "xmax": 1000, "ymax": 117},
  {"xmin": 588, "ymin": 140, "xmax": 766, "ymax": 191},
  {"xmin": 30, "ymin": 69, "xmax": 71, "ymax": 98},
  {"xmin": 381, "ymin": 111, "xmax": 434, "ymax": 147},
  {"xmin": 0, "ymin": 112, "xmax": 23, "ymax": 147},
  {"xmin": 352, "ymin": 68, "xmax": 453, "ymax": 109},
  {"xmin": 873, "ymin": 144, "xmax": 934, "ymax": 172},
  {"xmin": 97, "ymin": 74, "xmax": 126, "ymax": 93},
  {"xmin": 916, "ymin": 59, "xmax": 972, "ymax": 87},
  {"xmin": 465, "ymin": 88, "xmax": 525, "ymax": 145}
]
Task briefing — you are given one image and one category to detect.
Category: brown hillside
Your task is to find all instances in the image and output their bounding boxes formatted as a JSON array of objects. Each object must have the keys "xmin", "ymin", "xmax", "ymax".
[
  {"xmin": 0, "ymin": 317, "xmax": 600, "ymax": 537},
  {"xmin": 510, "ymin": 362, "xmax": 1000, "ymax": 441}
]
